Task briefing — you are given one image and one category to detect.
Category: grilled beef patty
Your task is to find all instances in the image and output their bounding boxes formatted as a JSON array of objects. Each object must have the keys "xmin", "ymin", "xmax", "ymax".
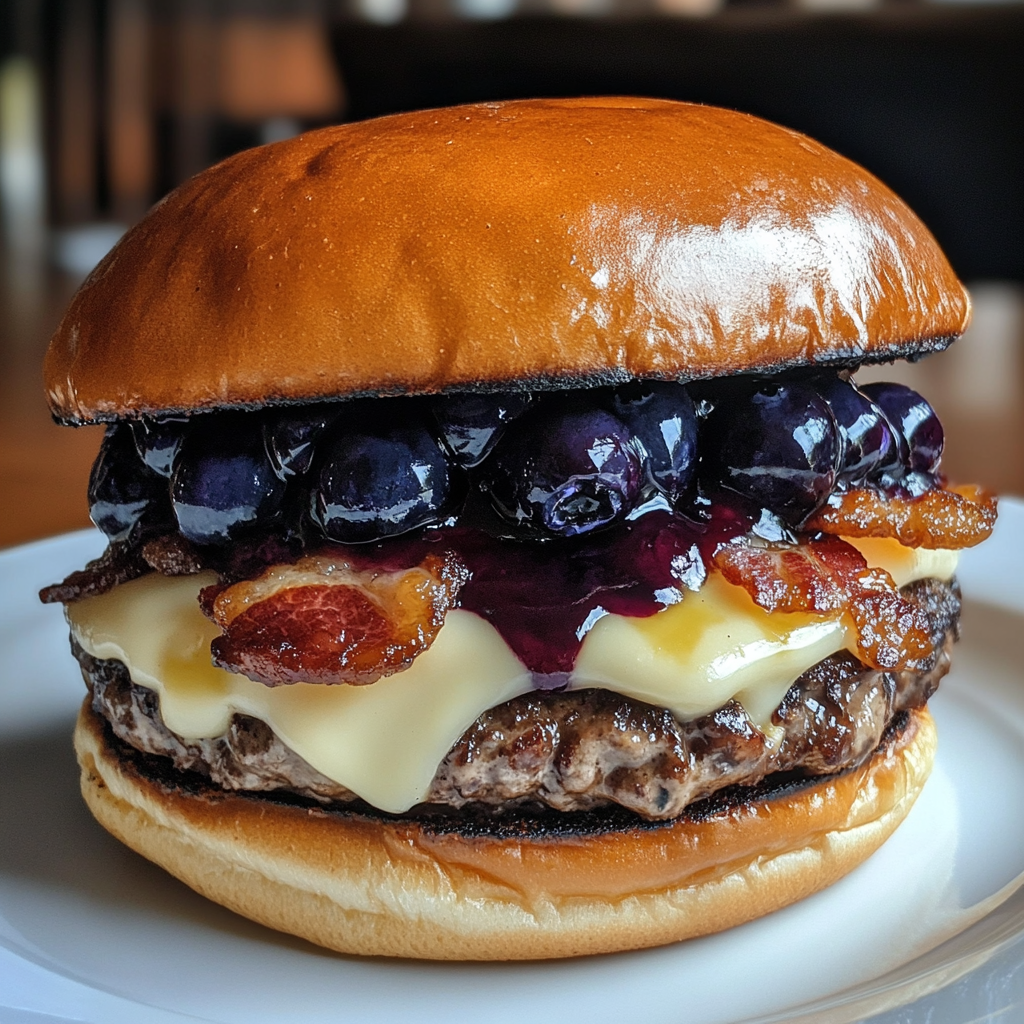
[{"xmin": 75, "ymin": 577, "xmax": 960, "ymax": 821}]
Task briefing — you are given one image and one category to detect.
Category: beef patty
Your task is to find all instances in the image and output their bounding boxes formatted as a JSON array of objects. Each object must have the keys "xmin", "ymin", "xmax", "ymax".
[{"xmin": 76, "ymin": 577, "xmax": 960, "ymax": 821}]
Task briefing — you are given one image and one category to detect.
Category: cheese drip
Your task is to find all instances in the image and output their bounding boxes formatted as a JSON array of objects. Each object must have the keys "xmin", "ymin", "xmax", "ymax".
[
  {"xmin": 67, "ymin": 537, "xmax": 957, "ymax": 814},
  {"xmin": 574, "ymin": 539, "xmax": 958, "ymax": 726}
]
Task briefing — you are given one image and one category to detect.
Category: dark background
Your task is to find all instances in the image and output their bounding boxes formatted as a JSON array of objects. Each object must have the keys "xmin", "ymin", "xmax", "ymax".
[
  {"xmin": 330, "ymin": 6, "xmax": 1024, "ymax": 283},
  {"xmin": 1, "ymin": 1, "xmax": 1022, "ymax": 547}
]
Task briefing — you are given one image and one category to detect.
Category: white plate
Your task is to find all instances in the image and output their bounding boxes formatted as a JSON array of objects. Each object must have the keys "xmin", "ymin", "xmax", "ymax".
[{"xmin": 2, "ymin": 504, "xmax": 1023, "ymax": 1024}]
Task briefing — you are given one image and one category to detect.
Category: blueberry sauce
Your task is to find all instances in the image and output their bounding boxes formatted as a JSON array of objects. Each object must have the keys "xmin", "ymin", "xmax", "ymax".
[
  {"xmin": 344, "ymin": 502, "xmax": 754, "ymax": 684},
  {"xmin": 89, "ymin": 424, "xmax": 174, "ymax": 542},
  {"xmin": 860, "ymin": 382, "xmax": 944, "ymax": 476},
  {"xmin": 479, "ymin": 401, "xmax": 643, "ymax": 539},
  {"xmin": 311, "ymin": 417, "xmax": 461, "ymax": 543},
  {"xmin": 431, "ymin": 392, "xmax": 533, "ymax": 468},
  {"xmin": 86, "ymin": 371, "xmax": 946, "ymax": 685},
  {"xmin": 699, "ymin": 380, "xmax": 841, "ymax": 525}
]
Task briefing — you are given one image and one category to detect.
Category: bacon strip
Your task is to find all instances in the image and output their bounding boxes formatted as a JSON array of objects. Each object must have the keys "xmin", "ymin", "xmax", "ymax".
[
  {"xmin": 39, "ymin": 541, "xmax": 147, "ymax": 604},
  {"xmin": 200, "ymin": 550, "xmax": 469, "ymax": 686},
  {"xmin": 806, "ymin": 484, "xmax": 997, "ymax": 550},
  {"xmin": 713, "ymin": 537, "xmax": 932, "ymax": 672}
]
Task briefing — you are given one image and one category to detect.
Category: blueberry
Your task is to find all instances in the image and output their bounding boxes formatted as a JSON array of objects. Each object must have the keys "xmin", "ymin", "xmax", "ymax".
[
  {"xmin": 129, "ymin": 416, "xmax": 188, "ymax": 477},
  {"xmin": 702, "ymin": 381, "xmax": 841, "ymax": 524},
  {"xmin": 481, "ymin": 402, "xmax": 642, "ymax": 538},
  {"xmin": 431, "ymin": 392, "xmax": 533, "ymax": 468},
  {"xmin": 814, "ymin": 377, "xmax": 896, "ymax": 484},
  {"xmin": 860, "ymin": 382, "xmax": 943, "ymax": 475},
  {"xmin": 608, "ymin": 381, "xmax": 698, "ymax": 503},
  {"xmin": 89, "ymin": 424, "xmax": 171, "ymax": 541},
  {"xmin": 171, "ymin": 414, "xmax": 287, "ymax": 546},
  {"xmin": 263, "ymin": 403, "xmax": 341, "ymax": 480},
  {"xmin": 312, "ymin": 419, "xmax": 459, "ymax": 543}
]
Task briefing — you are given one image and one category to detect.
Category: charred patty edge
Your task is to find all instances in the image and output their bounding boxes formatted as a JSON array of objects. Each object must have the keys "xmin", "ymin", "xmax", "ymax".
[
  {"xmin": 83, "ymin": 700, "xmax": 916, "ymax": 840},
  {"xmin": 72, "ymin": 576, "xmax": 960, "ymax": 822}
]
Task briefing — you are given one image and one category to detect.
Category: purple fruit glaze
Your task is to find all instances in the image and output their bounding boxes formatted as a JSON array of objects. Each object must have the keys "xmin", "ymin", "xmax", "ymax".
[{"xmin": 348, "ymin": 503, "xmax": 754, "ymax": 686}]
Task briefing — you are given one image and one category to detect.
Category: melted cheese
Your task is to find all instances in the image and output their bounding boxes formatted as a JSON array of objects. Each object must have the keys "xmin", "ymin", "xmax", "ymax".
[
  {"xmin": 573, "ymin": 538, "xmax": 959, "ymax": 727},
  {"xmin": 71, "ymin": 576, "xmax": 531, "ymax": 813},
  {"xmin": 572, "ymin": 574, "xmax": 848, "ymax": 728},
  {"xmin": 67, "ymin": 537, "xmax": 957, "ymax": 814},
  {"xmin": 847, "ymin": 537, "xmax": 957, "ymax": 588}
]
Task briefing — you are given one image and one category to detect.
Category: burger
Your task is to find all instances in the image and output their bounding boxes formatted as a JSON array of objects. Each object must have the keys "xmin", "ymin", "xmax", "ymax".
[{"xmin": 41, "ymin": 97, "xmax": 996, "ymax": 960}]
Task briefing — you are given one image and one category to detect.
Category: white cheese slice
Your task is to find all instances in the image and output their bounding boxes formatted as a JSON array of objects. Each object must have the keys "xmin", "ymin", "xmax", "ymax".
[
  {"xmin": 571, "ymin": 573, "xmax": 849, "ymax": 728},
  {"xmin": 67, "ymin": 537, "xmax": 957, "ymax": 814},
  {"xmin": 572, "ymin": 538, "xmax": 959, "ymax": 728},
  {"xmin": 70, "ymin": 574, "xmax": 532, "ymax": 814},
  {"xmin": 848, "ymin": 537, "xmax": 957, "ymax": 588}
]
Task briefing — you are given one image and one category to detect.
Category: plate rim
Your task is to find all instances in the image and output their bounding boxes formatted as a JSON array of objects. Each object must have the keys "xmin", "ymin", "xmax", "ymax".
[{"xmin": 2, "ymin": 503, "xmax": 1023, "ymax": 1024}]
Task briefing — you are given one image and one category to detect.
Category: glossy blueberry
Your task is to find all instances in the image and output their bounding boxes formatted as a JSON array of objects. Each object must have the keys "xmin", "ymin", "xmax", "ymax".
[
  {"xmin": 171, "ymin": 414, "xmax": 287, "ymax": 546},
  {"xmin": 702, "ymin": 381, "xmax": 841, "ymax": 524},
  {"xmin": 609, "ymin": 381, "xmax": 698, "ymax": 502},
  {"xmin": 129, "ymin": 416, "xmax": 188, "ymax": 477},
  {"xmin": 431, "ymin": 392, "xmax": 534, "ymax": 468},
  {"xmin": 89, "ymin": 424, "xmax": 171, "ymax": 541},
  {"xmin": 311, "ymin": 419, "xmax": 458, "ymax": 543},
  {"xmin": 900, "ymin": 470, "xmax": 940, "ymax": 498},
  {"xmin": 481, "ymin": 403, "xmax": 643, "ymax": 538},
  {"xmin": 814, "ymin": 377, "xmax": 896, "ymax": 484},
  {"xmin": 860, "ymin": 382, "xmax": 944, "ymax": 475},
  {"xmin": 263, "ymin": 404, "xmax": 341, "ymax": 481}
]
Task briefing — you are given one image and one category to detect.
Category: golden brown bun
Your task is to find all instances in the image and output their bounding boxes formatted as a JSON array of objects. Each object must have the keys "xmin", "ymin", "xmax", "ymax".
[
  {"xmin": 75, "ymin": 700, "xmax": 936, "ymax": 960},
  {"xmin": 46, "ymin": 98, "xmax": 969, "ymax": 425}
]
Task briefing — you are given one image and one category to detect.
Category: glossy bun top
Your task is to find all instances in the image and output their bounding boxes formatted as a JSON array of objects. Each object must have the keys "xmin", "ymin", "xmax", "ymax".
[{"xmin": 44, "ymin": 97, "xmax": 970, "ymax": 424}]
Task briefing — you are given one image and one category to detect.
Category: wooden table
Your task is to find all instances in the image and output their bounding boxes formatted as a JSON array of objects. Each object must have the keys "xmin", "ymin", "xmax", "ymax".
[
  {"xmin": 1, "ymin": 256, "xmax": 1021, "ymax": 551},
  {"xmin": 0, "ymin": 259, "xmax": 102, "ymax": 549}
]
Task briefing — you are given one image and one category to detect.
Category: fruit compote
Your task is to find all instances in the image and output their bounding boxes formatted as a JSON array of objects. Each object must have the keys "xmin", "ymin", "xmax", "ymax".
[{"xmin": 71, "ymin": 369, "xmax": 994, "ymax": 689}]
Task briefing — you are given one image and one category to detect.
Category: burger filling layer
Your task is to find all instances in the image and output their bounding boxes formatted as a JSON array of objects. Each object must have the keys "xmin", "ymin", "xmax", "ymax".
[
  {"xmin": 75, "ymin": 574, "xmax": 957, "ymax": 821},
  {"xmin": 67, "ymin": 539, "xmax": 956, "ymax": 817},
  {"xmin": 46, "ymin": 370, "xmax": 995, "ymax": 820}
]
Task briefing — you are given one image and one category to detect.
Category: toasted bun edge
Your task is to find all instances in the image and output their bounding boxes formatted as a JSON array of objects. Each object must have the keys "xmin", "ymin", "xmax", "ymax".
[
  {"xmin": 74, "ymin": 701, "xmax": 936, "ymax": 960},
  {"xmin": 46, "ymin": 98, "xmax": 969, "ymax": 425}
]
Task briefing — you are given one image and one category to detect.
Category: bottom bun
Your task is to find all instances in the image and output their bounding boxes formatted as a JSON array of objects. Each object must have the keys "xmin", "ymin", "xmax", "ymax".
[{"xmin": 75, "ymin": 701, "xmax": 936, "ymax": 960}]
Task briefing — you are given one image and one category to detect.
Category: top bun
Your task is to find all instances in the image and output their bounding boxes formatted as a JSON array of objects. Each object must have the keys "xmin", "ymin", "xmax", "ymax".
[{"xmin": 45, "ymin": 97, "xmax": 970, "ymax": 425}]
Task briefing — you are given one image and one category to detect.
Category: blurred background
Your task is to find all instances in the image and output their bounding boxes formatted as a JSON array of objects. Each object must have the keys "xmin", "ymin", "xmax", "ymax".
[{"xmin": 0, "ymin": 0, "xmax": 1021, "ymax": 547}]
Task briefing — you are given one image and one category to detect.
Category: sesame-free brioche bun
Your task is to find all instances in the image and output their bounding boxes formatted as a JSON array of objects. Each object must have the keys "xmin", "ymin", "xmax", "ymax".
[
  {"xmin": 45, "ymin": 97, "xmax": 969, "ymax": 426},
  {"xmin": 75, "ymin": 700, "xmax": 936, "ymax": 960}
]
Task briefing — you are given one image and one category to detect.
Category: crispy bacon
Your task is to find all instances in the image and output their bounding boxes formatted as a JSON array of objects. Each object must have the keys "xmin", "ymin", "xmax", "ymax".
[
  {"xmin": 140, "ymin": 533, "xmax": 204, "ymax": 576},
  {"xmin": 39, "ymin": 541, "xmax": 147, "ymax": 604},
  {"xmin": 200, "ymin": 550, "xmax": 469, "ymax": 686},
  {"xmin": 712, "ymin": 536, "xmax": 863, "ymax": 615},
  {"xmin": 713, "ymin": 537, "xmax": 932, "ymax": 672},
  {"xmin": 806, "ymin": 484, "xmax": 997, "ymax": 550}
]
